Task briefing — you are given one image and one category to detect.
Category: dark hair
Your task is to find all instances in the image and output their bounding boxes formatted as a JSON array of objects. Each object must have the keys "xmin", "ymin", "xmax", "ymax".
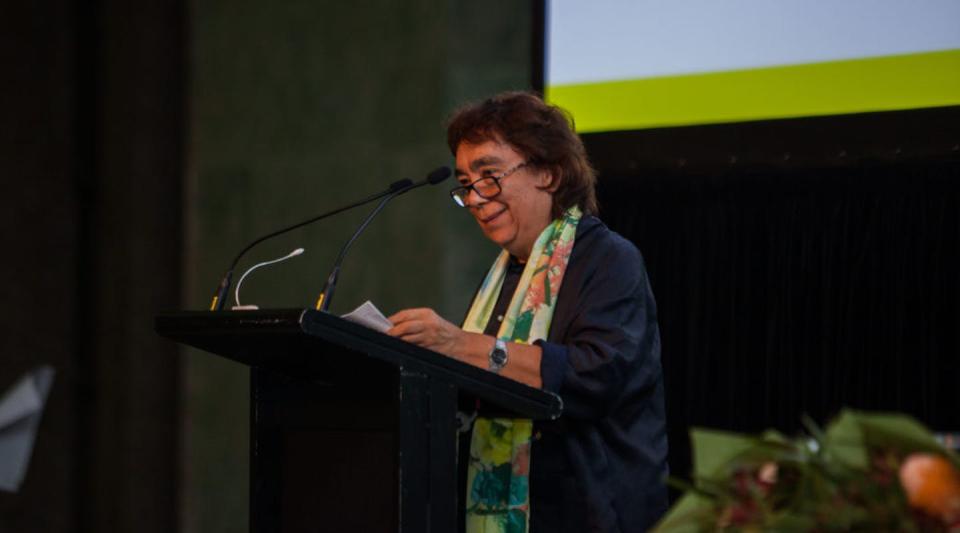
[{"xmin": 446, "ymin": 91, "xmax": 598, "ymax": 218}]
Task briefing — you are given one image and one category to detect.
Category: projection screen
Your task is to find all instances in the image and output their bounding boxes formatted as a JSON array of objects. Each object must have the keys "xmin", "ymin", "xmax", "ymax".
[{"xmin": 545, "ymin": 0, "xmax": 960, "ymax": 132}]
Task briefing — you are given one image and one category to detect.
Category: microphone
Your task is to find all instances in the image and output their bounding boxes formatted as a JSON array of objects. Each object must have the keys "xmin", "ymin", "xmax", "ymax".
[
  {"xmin": 232, "ymin": 248, "xmax": 305, "ymax": 310},
  {"xmin": 208, "ymin": 176, "xmax": 415, "ymax": 311},
  {"xmin": 397, "ymin": 165, "xmax": 452, "ymax": 194},
  {"xmin": 314, "ymin": 166, "xmax": 451, "ymax": 312}
]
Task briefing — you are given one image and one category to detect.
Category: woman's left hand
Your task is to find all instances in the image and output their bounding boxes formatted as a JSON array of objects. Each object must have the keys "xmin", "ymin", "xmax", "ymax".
[{"xmin": 387, "ymin": 308, "xmax": 465, "ymax": 357}]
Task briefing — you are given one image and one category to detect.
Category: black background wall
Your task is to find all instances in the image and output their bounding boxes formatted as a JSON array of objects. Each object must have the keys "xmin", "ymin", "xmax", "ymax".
[
  {"xmin": 1, "ymin": 0, "xmax": 184, "ymax": 531},
  {"xmin": 589, "ymin": 110, "xmax": 960, "ymax": 481}
]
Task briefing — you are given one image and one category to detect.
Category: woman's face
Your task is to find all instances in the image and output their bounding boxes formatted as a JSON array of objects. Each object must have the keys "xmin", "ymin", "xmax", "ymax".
[{"xmin": 454, "ymin": 139, "xmax": 555, "ymax": 261}]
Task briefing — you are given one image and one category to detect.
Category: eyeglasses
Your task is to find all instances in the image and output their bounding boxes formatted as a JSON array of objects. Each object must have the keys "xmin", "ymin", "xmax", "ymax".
[{"xmin": 449, "ymin": 161, "xmax": 529, "ymax": 207}]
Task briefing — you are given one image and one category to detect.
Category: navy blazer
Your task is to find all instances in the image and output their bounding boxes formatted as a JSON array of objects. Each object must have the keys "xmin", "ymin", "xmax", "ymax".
[{"xmin": 510, "ymin": 216, "xmax": 668, "ymax": 532}]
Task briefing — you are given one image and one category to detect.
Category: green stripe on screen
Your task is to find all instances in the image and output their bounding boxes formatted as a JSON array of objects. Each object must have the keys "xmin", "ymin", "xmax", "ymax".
[{"xmin": 546, "ymin": 49, "xmax": 960, "ymax": 132}]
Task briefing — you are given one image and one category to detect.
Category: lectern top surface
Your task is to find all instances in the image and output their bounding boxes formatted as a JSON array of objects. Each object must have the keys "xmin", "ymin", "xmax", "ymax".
[{"xmin": 156, "ymin": 308, "xmax": 563, "ymax": 420}]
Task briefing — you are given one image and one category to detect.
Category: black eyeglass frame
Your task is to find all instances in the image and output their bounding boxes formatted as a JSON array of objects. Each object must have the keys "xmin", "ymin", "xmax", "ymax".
[{"xmin": 449, "ymin": 161, "xmax": 530, "ymax": 207}]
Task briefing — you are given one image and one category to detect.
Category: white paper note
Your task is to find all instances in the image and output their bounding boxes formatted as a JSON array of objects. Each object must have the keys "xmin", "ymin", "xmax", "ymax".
[{"xmin": 341, "ymin": 301, "xmax": 393, "ymax": 333}]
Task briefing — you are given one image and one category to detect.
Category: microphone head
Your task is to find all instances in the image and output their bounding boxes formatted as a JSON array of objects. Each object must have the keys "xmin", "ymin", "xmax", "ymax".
[{"xmin": 426, "ymin": 166, "xmax": 452, "ymax": 185}]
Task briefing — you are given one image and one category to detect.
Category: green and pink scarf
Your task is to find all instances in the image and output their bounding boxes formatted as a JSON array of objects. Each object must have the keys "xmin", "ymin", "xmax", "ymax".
[{"xmin": 461, "ymin": 206, "xmax": 582, "ymax": 533}]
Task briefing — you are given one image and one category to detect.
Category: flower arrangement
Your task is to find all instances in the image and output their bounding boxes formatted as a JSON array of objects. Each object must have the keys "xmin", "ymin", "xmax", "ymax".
[{"xmin": 654, "ymin": 410, "xmax": 960, "ymax": 532}]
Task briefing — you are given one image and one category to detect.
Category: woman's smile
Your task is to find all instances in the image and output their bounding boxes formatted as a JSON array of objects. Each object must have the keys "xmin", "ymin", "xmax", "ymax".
[
  {"xmin": 478, "ymin": 207, "xmax": 507, "ymax": 224},
  {"xmin": 455, "ymin": 140, "xmax": 554, "ymax": 260}
]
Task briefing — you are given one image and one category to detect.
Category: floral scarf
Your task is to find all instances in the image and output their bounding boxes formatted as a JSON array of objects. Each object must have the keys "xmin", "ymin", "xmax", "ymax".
[{"xmin": 462, "ymin": 206, "xmax": 582, "ymax": 533}]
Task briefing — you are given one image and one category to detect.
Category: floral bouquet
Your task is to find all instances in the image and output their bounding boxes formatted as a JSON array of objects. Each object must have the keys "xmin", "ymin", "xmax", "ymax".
[{"xmin": 654, "ymin": 410, "xmax": 960, "ymax": 532}]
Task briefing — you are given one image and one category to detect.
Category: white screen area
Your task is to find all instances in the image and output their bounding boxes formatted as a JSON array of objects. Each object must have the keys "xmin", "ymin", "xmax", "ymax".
[{"xmin": 545, "ymin": 0, "xmax": 960, "ymax": 131}]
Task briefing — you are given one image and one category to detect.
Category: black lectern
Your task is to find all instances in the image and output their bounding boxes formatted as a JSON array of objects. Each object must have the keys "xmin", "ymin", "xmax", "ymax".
[{"xmin": 156, "ymin": 309, "xmax": 562, "ymax": 532}]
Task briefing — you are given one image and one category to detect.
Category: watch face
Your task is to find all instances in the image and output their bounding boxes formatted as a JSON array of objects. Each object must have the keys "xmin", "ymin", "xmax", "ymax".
[{"xmin": 490, "ymin": 339, "xmax": 508, "ymax": 371}]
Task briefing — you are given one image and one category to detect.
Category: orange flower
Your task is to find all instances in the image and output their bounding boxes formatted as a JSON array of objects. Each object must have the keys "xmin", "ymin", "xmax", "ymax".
[
  {"xmin": 551, "ymin": 238, "xmax": 574, "ymax": 264},
  {"xmin": 524, "ymin": 270, "xmax": 547, "ymax": 309},
  {"xmin": 899, "ymin": 453, "xmax": 960, "ymax": 523},
  {"xmin": 545, "ymin": 265, "xmax": 562, "ymax": 297}
]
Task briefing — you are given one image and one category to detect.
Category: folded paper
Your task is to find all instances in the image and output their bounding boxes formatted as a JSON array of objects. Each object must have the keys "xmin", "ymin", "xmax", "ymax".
[{"xmin": 0, "ymin": 365, "xmax": 55, "ymax": 492}]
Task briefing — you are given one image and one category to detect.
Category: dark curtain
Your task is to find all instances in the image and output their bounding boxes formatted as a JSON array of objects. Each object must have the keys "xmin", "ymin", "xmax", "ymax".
[
  {"xmin": 597, "ymin": 157, "xmax": 960, "ymax": 480},
  {"xmin": 0, "ymin": 0, "xmax": 184, "ymax": 530}
]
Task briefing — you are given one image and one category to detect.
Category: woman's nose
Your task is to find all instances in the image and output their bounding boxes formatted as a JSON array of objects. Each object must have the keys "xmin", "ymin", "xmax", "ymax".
[{"xmin": 464, "ymin": 187, "xmax": 488, "ymax": 208}]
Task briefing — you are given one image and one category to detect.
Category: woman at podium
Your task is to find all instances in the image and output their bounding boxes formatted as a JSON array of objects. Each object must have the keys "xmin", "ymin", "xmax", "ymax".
[{"xmin": 388, "ymin": 91, "xmax": 668, "ymax": 533}]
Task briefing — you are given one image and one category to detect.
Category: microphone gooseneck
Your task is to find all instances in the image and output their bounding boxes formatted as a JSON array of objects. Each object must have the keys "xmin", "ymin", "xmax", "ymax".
[
  {"xmin": 315, "ymin": 194, "xmax": 396, "ymax": 312},
  {"xmin": 206, "ymin": 166, "xmax": 450, "ymax": 312},
  {"xmin": 314, "ymin": 165, "xmax": 452, "ymax": 312},
  {"xmin": 233, "ymin": 248, "xmax": 305, "ymax": 309},
  {"xmin": 208, "ymin": 177, "xmax": 417, "ymax": 311}
]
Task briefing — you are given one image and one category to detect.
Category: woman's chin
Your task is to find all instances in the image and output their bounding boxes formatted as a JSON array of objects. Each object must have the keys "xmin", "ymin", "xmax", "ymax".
[{"xmin": 481, "ymin": 226, "xmax": 517, "ymax": 251}]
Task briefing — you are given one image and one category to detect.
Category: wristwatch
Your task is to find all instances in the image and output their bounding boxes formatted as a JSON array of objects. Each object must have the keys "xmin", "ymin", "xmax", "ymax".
[{"xmin": 489, "ymin": 338, "xmax": 508, "ymax": 373}]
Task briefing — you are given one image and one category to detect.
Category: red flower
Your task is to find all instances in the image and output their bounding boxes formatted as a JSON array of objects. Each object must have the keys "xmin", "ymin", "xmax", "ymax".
[{"xmin": 512, "ymin": 443, "xmax": 530, "ymax": 476}]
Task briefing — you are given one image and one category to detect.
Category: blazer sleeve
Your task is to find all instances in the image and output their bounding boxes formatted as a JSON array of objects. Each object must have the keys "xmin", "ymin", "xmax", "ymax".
[{"xmin": 536, "ymin": 234, "xmax": 661, "ymax": 421}]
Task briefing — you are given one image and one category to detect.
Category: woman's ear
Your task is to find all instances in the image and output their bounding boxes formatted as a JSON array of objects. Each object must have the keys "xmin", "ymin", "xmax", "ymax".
[{"xmin": 537, "ymin": 167, "xmax": 561, "ymax": 192}]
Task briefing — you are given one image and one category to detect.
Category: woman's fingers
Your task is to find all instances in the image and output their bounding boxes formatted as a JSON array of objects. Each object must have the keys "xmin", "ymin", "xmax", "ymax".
[
  {"xmin": 387, "ymin": 320, "xmax": 419, "ymax": 336},
  {"xmin": 387, "ymin": 307, "xmax": 462, "ymax": 356},
  {"xmin": 388, "ymin": 307, "xmax": 433, "ymax": 325},
  {"xmin": 387, "ymin": 310, "xmax": 418, "ymax": 336},
  {"xmin": 397, "ymin": 332, "xmax": 425, "ymax": 344},
  {"xmin": 389, "ymin": 309, "xmax": 440, "ymax": 332}
]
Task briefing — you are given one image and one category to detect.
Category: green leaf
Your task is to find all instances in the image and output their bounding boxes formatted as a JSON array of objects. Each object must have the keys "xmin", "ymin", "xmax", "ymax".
[
  {"xmin": 651, "ymin": 493, "xmax": 713, "ymax": 533},
  {"xmin": 511, "ymin": 311, "xmax": 533, "ymax": 342},
  {"xmin": 690, "ymin": 428, "xmax": 760, "ymax": 477},
  {"xmin": 504, "ymin": 509, "xmax": 527, "ymax": 533},
  {"xmin": 470, "ymin": 469, "xmax": 507, "ymax": 506},
  {"xmin": 766, "ymin": 512, "xmax": 818, "ymax": 531},
  {"xmin": 661, "ymin": 410, "xmax": 950, "ymax": 531},
  {"xmin": 760, "ymin": 429, "xmax": 789, "ymax": 443},
  {"xmin": 822, "ymin": 410, "xmax": 869, "ymax": 469},
  {"xmin": 542, "ymin": 275, "xmax": 552, "ymax": 307},
  {"xmin": 800, "ymin": 413, "xmax": 826, "ymax": 448},
  {"xmin": 853, "ymin": 410, "xmax": 956, "ymax": 462}
]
